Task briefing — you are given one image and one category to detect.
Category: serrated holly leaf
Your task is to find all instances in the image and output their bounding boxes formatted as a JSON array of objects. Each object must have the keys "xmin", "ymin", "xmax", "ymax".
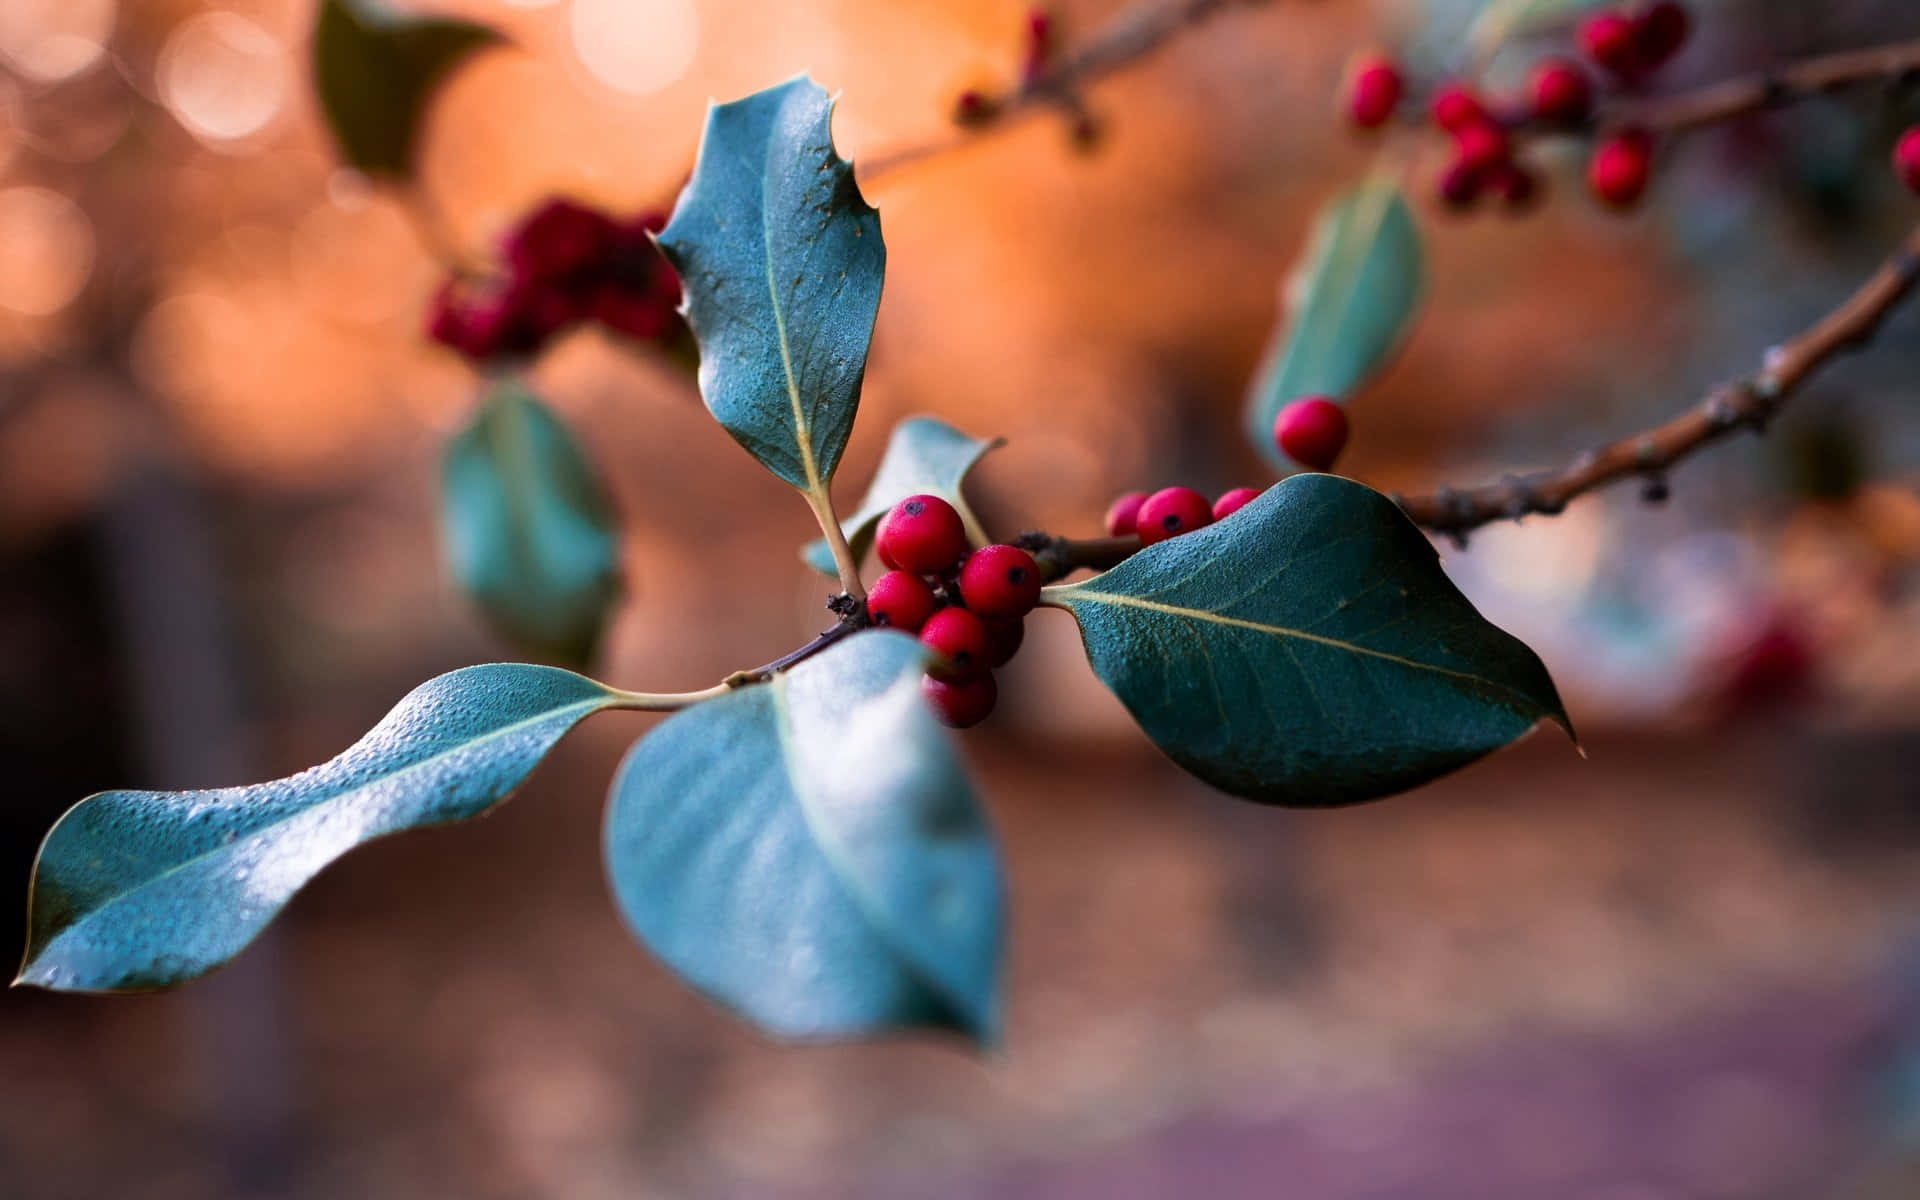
[
  {"xmin": 604, "ymin": 631, "xmax": 1002, "ymax": 1043},
  {"xmin": 441, "ymin": 383, "xmax": 620, "ymax": 667},
  {"xmin": 312, "ymin": 0, "xmax": 504, "ymax": 178},
  {"xmin": 1246, "ymin": 178, "xmax": 1422, "ymax": 469},
  {"xmin": 656, "ymin": 76, "xmax": 884, "ymax": 496},
  {"xmin": 1046, "ymin": 476, "xmax": 1569, "ymax": 807},
  {"xmin": 18, "ymin": 666, "xmax": 623, "ymax": 993},
  {"xmin": 802, "ymin": 416, "xmax": 1000, "ymax": 577}
]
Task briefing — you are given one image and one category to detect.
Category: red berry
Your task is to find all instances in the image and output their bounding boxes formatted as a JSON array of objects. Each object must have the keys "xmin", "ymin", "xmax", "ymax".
[
  {"xmin": 986, "ymin": 617, "xmax": 1025, "ymax": 667},
  {"xmin": 1429, "ymin": 83, "xmax": 1486, "ymax": 134},
  {"xmin": 1436, "ymin": 161, "xmax": 1483, "ymax": 211},
  {"xmin": 923, "ymin": 673, "xmax": 998, "ymax": 728},
  {"xmin": 958, "ymin": 544, "xmax": 1041, "ymax": 619},
  {"xmin": 954, "ymin": 89, "xmax": 996, "ymax": 125},
  {"xmin": 920, "ymin": 607, "xmax": 991, "ymax": 681},
  {"xmin": 1588, "ymin": 128, "xmax": 1653, "ymax": 209},
  {"xmin": 1105, "ymin": 491, "xmax": 1149, "ymax": 536},
  {"xmin": 1636, "ymin": 2, "xmax": 1690, "ymax": 69},
  {"xmin": 1529, "ymin": 58, "xmax": 1592, "ymax": 126},
  {"xmin": 1895, "ymin": 126, "xmax": 1920, "ymax": 195},
  {"xmin": 867, "ymin": 570, "xmax": 937, "ymax": 633},
  {"xmin": 426, "ymin": 278, "xmax": 543, "ymax": 361},
  {"xmin": 1490, "ymin": 162, "xmax": 1542, "ymax": 215},
  {"xmin": 504, "ymin": 199, "xmax": 617, "ymax": 284},
  {"xmin": 1274, "ymin": 396, "xmax": 1350, "ymax": 471},
  {"xmin": 1136, "ymin": 487, "xmax": 1213, "ymax": 546},
  {"xmin": 1346, "ymin": 54, "xmax": 1403, "ymax": 129},
  {"xmin": 1580, "ymin": 12, "xmax": 1642, "ymax": 78},
  {"xmin": 1454, "ymin": 122, "xmax": 1510, "ymax": 175},
  {"xmin": 877, "ymin": 494, "xmax": 969, "ymax": 574},
  {"xmin": 591, "ymin": 284, "xmax": 676, "ymax": 341},
  {"xmin": 1212, "ymin": 487, "xmax": 1261, "ymax": 521}
]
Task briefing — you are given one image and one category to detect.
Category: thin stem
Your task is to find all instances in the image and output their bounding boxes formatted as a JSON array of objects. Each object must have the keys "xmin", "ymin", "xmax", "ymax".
[
  {"xmin": 1607, "ymin": 37, "xmax": 1920, "ymax": 135},
  {"xmin": 606, "ymin": 682, "xmax": 735, "ymax": 711},
  {"xmin": 1395, "ymin": 222, "xmax": 1920, "ymax": 541},
  {"xmin": 723, "ymin": 614, "xmax": 868, "ymax": 689},
  {"xmin": 805, "ymin": 487, "xmax": 867, "ymax": 604},
  {"xmin": 859, "ymin": 0, "xmax": 1271, "ymax": 184}
]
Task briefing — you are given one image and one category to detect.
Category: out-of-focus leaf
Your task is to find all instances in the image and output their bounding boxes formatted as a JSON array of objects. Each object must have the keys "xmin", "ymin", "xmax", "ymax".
[
  {"xmin": 802, "ymin": 416, "xmax": 1000, "ymax": 577},
  {"xmin": 1245, "ymin": 177, "xmax": 1422, "ymax": 469},
  {"xmin": 18, "ymin": 665, "xmax": 622, "ymax": 992},
  {"xmin": 1046, "ymin": 475, "xmax": 1569, "ymax": 806},
  {"xmin": 656, "ymin": 76, "xmax": 884, "ymax": 495},
  {"xmin": 441, "ymin": 383, "xmax": 620, "ymax": 666},
  {"xmin": 312, "ymin": 0, "xmax": 503, "ymax": 178},
  {"xmin": 604, "ymin": 631, "xmax": 1002, "ymax": 1043}
]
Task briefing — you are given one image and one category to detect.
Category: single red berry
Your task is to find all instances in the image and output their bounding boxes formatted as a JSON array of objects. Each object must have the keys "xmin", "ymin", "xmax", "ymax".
[
  {"xmin": 1636, "ymin": 2, "xmax": 1690, "ymax": 69},
  {"xmin": 986, "ymin": 617, "xmax": 1025, "ymax": 668},
  {"xmin": 877, "ymin": 494, "xmax": 969, "ymax": 574},
  {"xmin": 1212, "ymin": 487, "xmax": 1261, "ymax": 521},
  {"xmin": 958, "ymin": 544, "xmax": 1041, "ymax": 619},
  {"xmin": 1588, "ymin": 128, "xmax": 1653, "ymax": 209},
  {"xmin": 1490, "ymin": 162, "xmax": 1542, "ymax": 214},
  {"xmin": 1579, "ymin": 12, "xmax": 1643, "ymax": 78},
  {"xmin": 1345, "ymin": 54, "xmax": 1404, "ymax": 129},
  {"xmin": 1022, "ymin": 9, "xmax": 1054, "ymax": 82},
  {"xmin": 591, "ymin": 284, "xmax": 676, "ymax": 341},
  {"xmin": 504, "ymin": 199, "xmax": 617, "ymax": 284},
  {"xmin": 1454, "ymin": 122, "xmax": 1510, "ymax": 175},
  {"xmin": 1436, "ymin": 160, "xmax": 1483, "ymax": 211},
  {"xmin": 954, "ymin": 89, "xmax": 996, "ymax": 125},
  {"xmin": 923, "ymin": 673, "xmax": 998, "ymax": 728},
  {"xmin": 920, "ymin": 607, "xmax": 991, "ymax": 681},
  {"xmin": 1274, "ymin": 396, "xmax": 1350, "ymax": 471},
  {"xmin": 1429, "ymin": 83, "xmax": 1486, "ymax": 133},
  {"xmin": 1529, "ymin": 57, "xmax": 1592, "ymax": 126},
  {"xmin": 1136, "ymin": 487, "xmax": 1213, "ymax": 546},
  {"xmin": 1894, "ymin": 126, "xmax": 1920, "ymax": 195},
  {"xmin": 867, "ymin": 570, "xmax": 938, "ymax": 633},
  {"xmin": 426, "ymin": 278, "xmax": 543, "ymax": 361},
  {"xmin": 1105, "ymin": 491, "xmax": 1149, "ymax": 537}
]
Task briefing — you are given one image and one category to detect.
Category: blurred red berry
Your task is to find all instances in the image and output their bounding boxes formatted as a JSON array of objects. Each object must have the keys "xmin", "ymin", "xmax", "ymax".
[
  {"xmin": 591, "ymin": 285, "xmax": 676, "ymax": 341},
  {"xmin": 867, "ymin": 570, "xmax": 938, "ymax": 633},
  {"xmin": 1454, "ymin": 122, "xmax": 1510, "ymax": 175},
  {"xmin": 1136, "ymin": 487, "xmax": 1213, "ymax": 546},
  {"xmin": 1529, "ymin": 57, "xmax": 1592, "ymax": 125},
  {"xmin": 427, "ymin": 278, "xmax": 541, "ymax": 361},
  {"xmin": 954, "ymin": 89, "xmax": 995, "ymax": 125},
  {"xmin": 1490, "ymin": 162, "xmax": 1542, "ymax": 214},
  {"xmin": 923, "ymin": 673, "xmax": 998, "ymax": 728},
  {"xmin": 1579, "ymin": 12, "xmax": 1642, "ymax": 77},
  {"xmin": 1105, "ymin": 491, "xmax": 1149, "ymax": 537},
  {"xmin": 1895, "ymin": 126, "xmax": 1920, "ymax": 194},
  {"xmin": 1274, "ymin": 397, "xmax": 1349, "ymax": 471},
  {"xmin": 504, "ymin": 199, "xmax": 617, "ymax": 284},
  {"xmin": 1346, "ymin": 54, "xmax": 1404, "ymax": 129},
  {"xmin": 878, "ymin": 494, "xmax": 969, "ymax": 574},
  {"xmin": 1636, "ymin": 2, "xmax": 1690, "ymax": 69},
  {"xmin": 920, "ymin": 607, "xmax": 991, "ymax": 681},
  {"xmin": 1022, "ymin": 9, "xmax": 1053, "ymax": 82},
  {"xmin": 1436, "ymin": 161, "xmax": 1483, "ymax": 211},
  {"xmin": 1589, "ymin": 128, "xmax": 1653, "ymax": 208},
  {"xmin": 985, "ymin": 617, "xmax": 1025, "ymax": 668},
  {"xmin": 1212, "ymin": 487, "xmax": 1261, "ymax": 521},
  {"xmin": 1429, "ymin": 83, "xmax": 1486, "ymax": 133},
  {"xmin": 958, "ymin": 544, "xmax": 1041, "ymax": 619}
]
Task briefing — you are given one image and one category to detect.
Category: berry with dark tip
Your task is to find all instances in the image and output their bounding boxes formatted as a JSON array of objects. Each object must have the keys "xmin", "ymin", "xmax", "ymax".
[
  {"xmin": 1454, "ymin": 122, "xmax": 1510, "ymax": 176},
  {"xmin": 867, "ymin": 570, "xmax": 937, "ymax": 633},
  {"xmin": 1274, "ymin": 396, "xmax": 1350, "ymax": 471},
  {"xmin": 1346, "ymin": 54, "xmax": 1404, "ymax": 129},
  {"xmin": 1579, "ymin": 12, "xmax": 1642, "ymax": 78},
  {"xmin": 958, "ymin": 544, "xmax": 1041, "ymax": 619},
  {"xmin": 920, "ymin": 607, "xmax": 991, "ymax": 681},
  {"xmin": 923, "ymin": 673, "xmax": 998, "ymax": 728},
  {"xmin": 1491, "ymin": 162, "xmax": 1542, "ymax": 214},
  {"xmin": 1529, "ymin": 58, "xmax": 1592, "ymax": 126},
  {"xmin": 1212, "ymin": 488, "xmax": 1261, "ymax": 521},
  {"xmin": 1436, "ymin": 161, "xmax": 1482, "ymax": 211},
  {"xmin": 877, "ymin": 494, "xmax": 969, "ymax": 574},
  {"xmin": 1105, "ymin": 491, "xmax": 1149, "ymax": 536},
  {"xmin": 1136, "ymin": 487, "xmax": 1213, "ymax": 546}
]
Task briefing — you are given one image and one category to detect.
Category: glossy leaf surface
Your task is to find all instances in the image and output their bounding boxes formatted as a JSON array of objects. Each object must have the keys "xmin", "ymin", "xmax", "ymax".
[
  {"xmin": 802, "ymin": 416, "xmax": 1000, "ymax": 576},
  {"xmin": 657, "ymin": 76, "xmax": 884, "ymax": 494},
  {"xmin": 312, "ymin": 0, "xmax": 502, "ymax": 178},
  {"xmin": 1046, "ymin": 476, "xmax": 1569, "ymax": 807},
  {"xmin": 1246, "ymin": 178, "xmax": 1422, "ymax": 468},
  {"xmin": 19, "ymin": 666, "xmax": 622, "ymax": 992},
  {"xmin": 441, "ymin": 383, "xmax": 620, "ymax": 665},
  {"xmin": 605, "ymin": 632, "xmax": 1001, "ymax": 1043}
]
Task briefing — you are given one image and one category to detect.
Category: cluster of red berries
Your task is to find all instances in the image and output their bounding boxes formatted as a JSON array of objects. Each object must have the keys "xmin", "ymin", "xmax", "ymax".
[
  {"xmin": 867, "ymin": 495, "xmax": 1040, "ymax": 729},
  {"xmin": 1104, "ymin": 484, "xmax": 1261, "ymax": 545},
  {"xmin": 427, "ymin": 198, "xmax": 683, "ymax": 363},
  {"xmin": 1343, "ymin": 3, "xmax": 1693, "ymax": 214}
]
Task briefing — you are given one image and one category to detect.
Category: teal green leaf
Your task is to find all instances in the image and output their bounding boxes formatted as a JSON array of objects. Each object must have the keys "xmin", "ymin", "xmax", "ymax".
[
  {"xmin": 312, "ymin": 0, "xmax": 504, "ymax": 178},
  {"xmin": 802, "ymin": 416, "xmax": 1001, "ymax": 577},
  {"xmin": 656, "ymin": 76, "xmax": 885, "ymax": 494},
  {"xmin": 18, "ymin": 665, "xmax": 624, "ymax": 993},
  {"xmin": 1246, "ymin": 177, "xmax": 1423, "ymax": 469},
  {"xmin": 441, "ymin": 384, "xmax": 621, "ymax": 667},
  {"xmin": 1046, "ymin": 475, "xmax": 1569, "ymax": 807},
  {"xmin": 605, "ymin": 631, "xmax": 1002, "ymax": 1043}
]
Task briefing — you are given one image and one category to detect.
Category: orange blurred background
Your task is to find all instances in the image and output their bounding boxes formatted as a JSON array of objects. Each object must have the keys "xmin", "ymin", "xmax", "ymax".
[{"xmin": 6, "ymin": 1, "xmax": 1920, "ymax": 1196}]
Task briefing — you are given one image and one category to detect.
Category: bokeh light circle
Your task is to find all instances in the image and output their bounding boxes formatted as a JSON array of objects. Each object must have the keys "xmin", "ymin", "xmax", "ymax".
[
  {"xmin": 157, "ymin": 12, "xmax": 288, "ymax": 145},
  {"xmin": 571, "ymin": 0, "xmax": 697, "ymax": 96},
  {"xmin": 0, "ymin": 187, "xmax": 96, "ymax": 316}
]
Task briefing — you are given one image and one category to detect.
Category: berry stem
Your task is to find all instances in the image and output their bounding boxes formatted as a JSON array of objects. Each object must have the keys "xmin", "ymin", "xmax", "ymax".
[
  {"xmin": 805, "ymin": 486, "xmax": 867, "ymax": 606},
  {"xmin": 1395, "ymin": 221, "xmax": 1920, "ymax": 542},
  {"xmin": 605, "ymin": 682, "xmax": 737, "ymax": 711},
  {"xmin": 1604, "ymin": 36, "xmax": 1920, "ymax": 136}
]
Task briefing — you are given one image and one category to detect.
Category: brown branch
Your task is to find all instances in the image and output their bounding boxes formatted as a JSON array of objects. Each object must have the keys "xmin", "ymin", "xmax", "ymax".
[
  {"xmin": 859, "ymin": 0, "xmax": 1271, "ymax": 183},
  {"xmin": 1396, "ymin": 221, "xmax": 1920, "ymax": 541},
  {"xmin": 1606, "ymin": 37, "xmax": 1920, "ymax": 135}
]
